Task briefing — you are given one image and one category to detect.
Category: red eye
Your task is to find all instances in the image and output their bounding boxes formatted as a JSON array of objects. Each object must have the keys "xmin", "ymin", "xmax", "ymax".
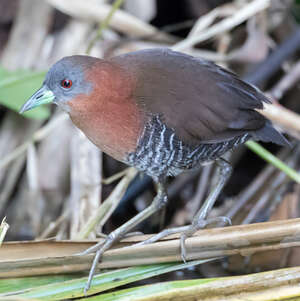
[{"xmin": 61, "ymin": 79, "xmax": 72, "ymax": 89}]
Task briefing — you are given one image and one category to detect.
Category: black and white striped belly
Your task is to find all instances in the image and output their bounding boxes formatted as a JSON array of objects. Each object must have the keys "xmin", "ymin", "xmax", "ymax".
[{"xmin": 126, "ymin": 116, "xmax": 249, "ymax": 181}]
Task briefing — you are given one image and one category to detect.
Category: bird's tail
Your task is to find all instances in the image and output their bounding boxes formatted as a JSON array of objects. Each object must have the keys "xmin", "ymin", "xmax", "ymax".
[{"xmin": 252, "ymin": 121, "xmax": 290, "ymax": 147}]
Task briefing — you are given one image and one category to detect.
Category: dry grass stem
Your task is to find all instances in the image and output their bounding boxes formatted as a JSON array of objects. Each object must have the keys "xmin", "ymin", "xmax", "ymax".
[
  {"xmin": 46, "ymin": 0, "xmax": 174, "ymax": 43},
  {"xmin": 172, "ymin": 0, "xmax": 270, "ymax": 51},
  {"xmin": 270, "ymin": 60, "xmax": 300, "ymax": 100},
  {"xmin": 38, "ymin": 209, "xmax": 69, "ymax": 240},
  {"xmin": 259, "ymin": 103, "xmax": 300, "ymax": 135},
  {"xmin": 0, "ymin": 114, "xmax": 68, "ymax": 170},
  {"xmin": 1, "ymin": 0, "xmax": 53, "ymax": 69},
  {"xmin": 102, "ymin": 168, "xmax": 131, "ymax": 185},
  {"xmin": 69, "ymin": 130, "xmax": 102, "ymax": 239},
  {"xmin": 1, "ymin": 218, "xmax": 300, "ymax": 277},
  {"xmin": 74, "ymin": 167, "xmax": 138, "ymax": 239},
  {"xmin": 187, "ymin": 5, "xmax": 235, "ymax": 39},
  {"xmin": 0, "ymin": 218, "xmax": 9, "ymax": 246}
]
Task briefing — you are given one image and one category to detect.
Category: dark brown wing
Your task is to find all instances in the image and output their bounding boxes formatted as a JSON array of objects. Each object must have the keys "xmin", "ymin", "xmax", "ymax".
[{"xmin": 111, "ymin": 49, "xmax": 287, "ymax": 146}]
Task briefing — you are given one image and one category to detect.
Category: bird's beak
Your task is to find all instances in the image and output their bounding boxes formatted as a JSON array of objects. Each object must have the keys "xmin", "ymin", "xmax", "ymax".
[{"xmin": 20, "ymin": 85, "xmax": 55, "ymax": 113}]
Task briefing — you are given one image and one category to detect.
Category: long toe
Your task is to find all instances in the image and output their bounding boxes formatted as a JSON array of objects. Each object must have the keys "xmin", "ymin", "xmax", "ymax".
[
  {"xmin": 84, "ymin": 234, "xmax": 119, "ymax": 292},
  {"xmin": 132, "ymin": 225, "xmax": 189, "ymax": 247},
  {"xmin": 179, "ymin": 215, "xmax": 231, "ymax": 262},
  {"xmin": 194, "ymin": 216, "xmax": 232, "ymax": 229},
  {"xmin": 213, "ymin": 216, "xmax": 232, "ymax": 227},
  {"xmin": 84, "ymin": 249, "xmax": 103, "ymax": 294},
  {"xmin": 78, "ymin": 240, "xmax": 106, "ymax": 256}
]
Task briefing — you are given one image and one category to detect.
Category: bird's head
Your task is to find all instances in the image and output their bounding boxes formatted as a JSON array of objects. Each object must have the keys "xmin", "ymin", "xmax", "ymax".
[
  {"xmin": 19, "ymin": 54, "xmax": 142, "ymax": 160},
  {"xmin": 20, "ymin": 55, "xmax": 96, "ymax": 113}
]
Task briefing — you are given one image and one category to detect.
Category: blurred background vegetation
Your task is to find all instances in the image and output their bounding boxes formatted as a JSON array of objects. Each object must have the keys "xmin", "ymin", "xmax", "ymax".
[{"xmin": 1, "ymin": 0, "xmax": 300, "ymax": 299}]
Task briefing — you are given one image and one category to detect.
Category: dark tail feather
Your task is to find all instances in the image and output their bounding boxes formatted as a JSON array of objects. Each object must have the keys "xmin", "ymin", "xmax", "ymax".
[{"xmin": 252, "ymin": 121, "xmax": 290, "ymax": 147}]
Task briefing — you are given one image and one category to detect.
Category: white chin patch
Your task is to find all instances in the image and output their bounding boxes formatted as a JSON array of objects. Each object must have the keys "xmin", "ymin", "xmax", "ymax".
[{"xmin": 55, "ymin": 100, "xmax": 71, "ymax": 113}]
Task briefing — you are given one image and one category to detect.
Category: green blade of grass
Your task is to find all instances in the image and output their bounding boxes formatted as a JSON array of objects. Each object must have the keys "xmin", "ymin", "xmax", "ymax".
[
  {"xmin": 0, "ymin": 275, "xmax": 84, "ymax": 294},
  {"xmin": 246, "ymin": 141, "xmax": 300, "ymax": 183},
  {"xmin": 87, "ymin": 266, "xmax": 300, "ymax": 301},
  {"xmin": 4, "ymin": 259, "xmax": 215, "ymax": 300},
  {"xmin": 87, "ymin": 279, "xmax": 214, "ymax": 301}
]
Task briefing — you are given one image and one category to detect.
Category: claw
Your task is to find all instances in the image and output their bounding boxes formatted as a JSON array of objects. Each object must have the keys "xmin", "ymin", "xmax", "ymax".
[
  {"xmin": 180, "ymin": 234, "xmax": 188, "ymax": 263},
  {"xmin": 209, "ymin": 216, "xmax": 231, "ymax": 227},
  {"xmin": 84, "ymin": 249, "xmax": 102, "ymax": 293}
]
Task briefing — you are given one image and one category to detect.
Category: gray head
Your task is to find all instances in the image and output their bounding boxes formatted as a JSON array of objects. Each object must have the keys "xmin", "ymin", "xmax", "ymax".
[{"xmin": 20, "ymin": 55, "xmax": 96, "ymax": 113}]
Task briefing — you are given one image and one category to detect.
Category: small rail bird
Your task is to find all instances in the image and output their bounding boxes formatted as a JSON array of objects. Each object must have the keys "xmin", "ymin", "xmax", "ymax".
[{"xmin": 20, "ymin": 48, "xmax": 288, "ymax": 291}]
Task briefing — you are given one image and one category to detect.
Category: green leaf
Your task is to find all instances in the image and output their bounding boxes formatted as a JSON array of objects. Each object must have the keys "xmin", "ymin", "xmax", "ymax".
[
  {"xmin": 0, "ymin": 275, "xmax": 84, "ymax": 294},
  {"xmin": 87, "ymin": 278, "xmax": 214, "ymax": 301},
  {"xmin": 2, "ymin": 259, "xmax": 214, "ymax": 300},
  {"xmin": 0, "ymin": 66, "xmax": 49, "ymax": 119},
  {"xmin": 87, "ymin": 266, "xmax": 300, "ymax": 301}
]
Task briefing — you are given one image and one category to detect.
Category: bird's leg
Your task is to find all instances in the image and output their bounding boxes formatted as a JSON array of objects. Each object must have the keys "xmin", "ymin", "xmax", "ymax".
[
  {"xmin": 180, "ymin": 158, "xmax": 232, "ymax": 261},
  {"xmin": 82, "ymin": 180, "xmax": 168, "ymax": 293},
  {"xmin": 135, "ymin": 158, "xmax": 232, "ymax": 262},
  {"xmin": 188, "ymin": 158, "xmax": 232, "ymax": 222}
]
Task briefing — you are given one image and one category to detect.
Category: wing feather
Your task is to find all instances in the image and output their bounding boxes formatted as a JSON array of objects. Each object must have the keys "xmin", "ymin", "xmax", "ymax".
[{"xmin": 111, "ymin": 49, "xmax": 273, "ymax": 146}]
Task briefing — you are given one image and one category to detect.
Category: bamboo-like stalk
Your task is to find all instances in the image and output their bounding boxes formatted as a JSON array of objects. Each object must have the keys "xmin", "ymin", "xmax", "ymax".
[{"xmin": 1, "ymin": 218, "xmax": 300, "ymax": 277}]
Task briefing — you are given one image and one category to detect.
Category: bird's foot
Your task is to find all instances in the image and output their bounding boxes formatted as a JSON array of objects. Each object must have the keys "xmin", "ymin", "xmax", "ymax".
[
  {"xmin": 78, "ymin": 181, "xmax": 168, "ymax": 294},
  {"xmin": 78, "ymin": 230, "xmax": 153, "ymax": 293},
  {"xmin": 180, "ymin": 216, "xmax": 231, "ymax": 263},
  {"xmin": 133, "ymin": 225, "xmax": 189, "ymax": 247},
  {"xmin": 80, "ymin": 231, "xmax": 144, "ymax": 257},
  {"xmin": 78, "ymin": 230, "xmax": 125, "ymax": 294},
  {"xmin": 134, "ymin": 216, "xmax": 231, "ymax": 262}
]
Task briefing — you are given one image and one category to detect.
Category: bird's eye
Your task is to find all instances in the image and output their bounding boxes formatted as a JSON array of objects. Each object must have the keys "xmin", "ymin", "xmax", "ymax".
[{"xmin": 61, "ymin": 79, "xmax": 72, "ymax": 89}]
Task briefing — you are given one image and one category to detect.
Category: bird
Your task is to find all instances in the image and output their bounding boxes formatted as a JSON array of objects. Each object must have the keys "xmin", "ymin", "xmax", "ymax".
[{"xmin": 20, "ymin": 48, "xmax": 289, "ymax": 291}]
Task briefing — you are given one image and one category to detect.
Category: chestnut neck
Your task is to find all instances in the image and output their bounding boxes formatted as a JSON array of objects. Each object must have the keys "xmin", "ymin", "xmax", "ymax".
[{"xmin": 67, "ymin": 60, "xmax": 144, "ymax": 162}]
